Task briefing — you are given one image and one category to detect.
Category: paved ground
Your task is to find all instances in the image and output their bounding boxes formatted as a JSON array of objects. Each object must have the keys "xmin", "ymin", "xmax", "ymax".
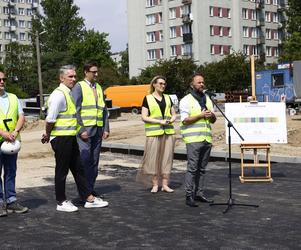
[{"xmin": 0, "ymin": 153, "xmax": 300, "ymax": 249}]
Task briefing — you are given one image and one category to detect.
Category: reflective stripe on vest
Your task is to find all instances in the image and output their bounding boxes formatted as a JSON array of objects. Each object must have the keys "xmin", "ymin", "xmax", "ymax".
[
  {"xmin": 79, "ymin": 81, "xmax": 105, "ymax": 127},
  {"xmin": 180, "ymin": 94, "xmax": 213, "ymax": 144},
  {"xmin": 144, "ymin": 94, "xmax": 175, "ymax": 136},
  {"xmin": 50, "ymin": 87, "xmax": 77, "ymax": 136},
  {"xmin": 0, "ymin": 93, "xmax": 19, "ymax": 142}
]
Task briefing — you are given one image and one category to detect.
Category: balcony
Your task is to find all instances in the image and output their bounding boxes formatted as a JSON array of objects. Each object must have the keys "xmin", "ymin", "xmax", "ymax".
[
  {"xmin": 32, "ymin": 2, "xmax": 38, "ymax": 9},
  {"xmin": 256, "ymin": 36, "xmax": 265, "ymax": 44},
  {"xmin": 182, "ymin": 13, "xmax": 193, "ymax": 23},
  {"xmin": 10, "ymin": 25, "xmax": 16, "ymax": 31},
  {"xmin": 182, "ymin": 0, "xmax": 192, "ymax": 4},
  {"xmin": 183, "ymin": 33, "xmax": 193, "ymax": 43},
  {"xmin": 256, "ymin": 19, "xmax": 265, "ymax": 26},
  {"xmin": 255, "ymin": 2, "xmax": 264, "ymax": 9}
]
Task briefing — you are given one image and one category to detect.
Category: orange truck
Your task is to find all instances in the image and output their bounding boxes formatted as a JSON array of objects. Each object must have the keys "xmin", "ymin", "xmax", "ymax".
[{"xmin": 104, "ymin": 84, "xmax": 150, "ymax": 114}]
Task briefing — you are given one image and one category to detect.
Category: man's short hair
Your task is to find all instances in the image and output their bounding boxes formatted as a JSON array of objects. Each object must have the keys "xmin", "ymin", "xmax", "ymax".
[
  {"xmin": 83, "ymin": 62, "xmax": 98, "ymax": 73},
  {"xmin": 191, "ymin": 72, "xmax": 204, "ymax": 83},
  {"xmin": 59, "ymin": 65, "xmax": 76, "ymax": 77}
]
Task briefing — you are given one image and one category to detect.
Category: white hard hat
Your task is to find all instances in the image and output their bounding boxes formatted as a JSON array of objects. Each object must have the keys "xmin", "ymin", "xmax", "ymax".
[{"xmin": 1, "ymin": 140, "xmax": 21, "ymax": 155}]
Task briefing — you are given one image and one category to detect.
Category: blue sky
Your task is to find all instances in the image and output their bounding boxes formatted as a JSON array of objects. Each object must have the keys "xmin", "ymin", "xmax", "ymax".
[{"xmin": 74, "ymin": 0, "xmax": 128, "ymax": 53}]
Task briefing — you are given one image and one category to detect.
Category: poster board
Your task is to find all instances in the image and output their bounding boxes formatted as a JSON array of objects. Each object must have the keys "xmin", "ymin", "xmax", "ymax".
[{"xmin": 224, "ymin": 102, "xmax": 287, "ymax": 144}]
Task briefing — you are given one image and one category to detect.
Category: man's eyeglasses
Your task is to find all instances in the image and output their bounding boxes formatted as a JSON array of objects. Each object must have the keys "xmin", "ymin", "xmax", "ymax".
[
  {"xmin": 88, "ymin": 70, "xmax": 98, "ymax": 74},
  {"xmin": 0, "ymin": 78, "xmax": 7, "ymax": 82}
]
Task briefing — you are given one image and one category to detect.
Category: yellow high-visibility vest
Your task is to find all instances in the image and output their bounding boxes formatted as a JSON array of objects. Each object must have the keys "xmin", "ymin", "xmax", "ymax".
[
  {"xmin": 0, "ymin": 93, "xmax": 20, "ymax": 142},
  {"xmin": 144, "ymin": 94, "xmax": 175, "ymax": 136},
  {"xmin": 180, "ymin": 94, "xmax": 213, "ymax": 144},
  {"xmin": 78, "ymin": 81, "xmax": 105, "ymax": 127},
  {"xmin": 50, "ymin": 86, "xmax": 77, "ymax": 136}
]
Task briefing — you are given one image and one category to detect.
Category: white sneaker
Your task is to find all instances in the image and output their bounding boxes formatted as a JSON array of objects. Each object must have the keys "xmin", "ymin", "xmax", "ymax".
[
  {"xmin": 56, "ymin": 200, "xmax": 78, "ymax": 212},
  {"xmin": 84, "ymin": 197, "xmax": 109, "ymax": 208}
]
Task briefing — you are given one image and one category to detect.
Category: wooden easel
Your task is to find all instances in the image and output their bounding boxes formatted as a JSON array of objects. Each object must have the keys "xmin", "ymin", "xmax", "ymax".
[{"xmin": 240, "ymin": 142, "xmax": 273, "ymax": 183}]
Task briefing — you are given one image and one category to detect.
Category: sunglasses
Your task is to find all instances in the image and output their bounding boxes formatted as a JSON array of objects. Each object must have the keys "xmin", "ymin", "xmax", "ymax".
[{"xmin": 0, "ymin": 78, "xmax": 7, "ymax": 82}]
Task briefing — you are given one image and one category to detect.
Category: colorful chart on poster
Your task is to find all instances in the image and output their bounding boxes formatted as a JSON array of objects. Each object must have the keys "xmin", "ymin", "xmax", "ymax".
[{"xmin": 224, "ymin": 102, "xmax": 287, "ymax": 144}]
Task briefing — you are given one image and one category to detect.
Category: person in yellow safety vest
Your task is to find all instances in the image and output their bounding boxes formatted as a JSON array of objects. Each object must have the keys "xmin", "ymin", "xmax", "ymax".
[
  {"xmin": 41, "ymin": 65, "xmax": 108, "ymax": 212},
  {"xmin": 71, "ymin": 62, "xmax": 110, "ymax": 201},
  {"xmin": 0, "ymin": 71, "xmax": 28, "ymax": 217},
  {"xmin": 179, "ymin": 73, "xmax": 217, "ymax": 207},
  {"xmin": 136, "ymin": 76, "xmax": 177, "ymax": 193}
]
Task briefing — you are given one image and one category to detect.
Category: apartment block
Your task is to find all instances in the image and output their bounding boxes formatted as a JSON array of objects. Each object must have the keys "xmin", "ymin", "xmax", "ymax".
[
  {"xmin": 127, "ymin": 0, "xmax": 287, "ymax": 77},
  {"xmin": 0, "ymin": 0, "xmax": 39, "ymax": 63}
]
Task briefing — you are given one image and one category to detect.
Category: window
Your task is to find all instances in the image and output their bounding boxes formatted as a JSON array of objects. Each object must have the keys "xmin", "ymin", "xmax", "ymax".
[
  {"xmin": 27, "ymin": 21, "xmax": 32, "ymax": 28},
  {"xmin": 243, "ymin": 27, "xmax": 249, "ymax": 37},
  {"xmin": 0, "ymin": 32, "xmax": 2, "ymax": 40},
  {"xmin": 242, "ymin": 9, "xmax": 248, "ymax": 19},
  {"xmin": 273, "ymin": 0, "xmax": 279, "ymax": 5},
  {"xmin": 218, "ymin": 8, "xmax": 222, "ymax": 17},
  {"xmin": 169, "ymin": 8, "xmax": 176, "ymax": 19},
  {"xmin": 146, "ymin": 0, "xmax": 155, "ymax": 7},
  {"xmin": 27, "ymin": 33, "xmax": 32, "ymax": 41},
  {"xmin": 19, "ymin": 32, "xmax": 26, "ymax": 41},
  {"xmin": 251, "ymin": 10, "xmax": 257, "ymax": 20},
  {"xmin": 210, "ymin": 26, "xmax": 214, "ymax": 36},
  {"xmin": 158, "ymin": 12, "xmax": 162, "ymax": 23},
  {"xmin": 159, "ymin": 30, "xmax": 163, "ymax": 41},
  {"xmin": 265, "ymin": 12, "xmax": 271, "ymax": 22},
  {"xmin": 252, "ymin": 45, "xmax": 258, "ymax": 56},
  {"xmin": 19, "ymin": 8, "xmax": 25, "ymax": 15},
  {"xmin": 146, "ymin": 14, "xmax": 156, "ymax": 25},
  {"xmin": 273, "ymin": 12, "xmax": 278, "ymax": 23},
  {"xmin": 266, "ymin": 29, "xmax": 271, "ymax": 39},
  {"xmin": 146, "ymin": 32, "xmax": 156, "ymax": 43},
  {"xmin": 228, "ymin": 27, "xmax": 232, "ymax": 37},
  {"xmin": 4, "ymin": 32, "xmax": 11, "ymax": 40},
  {"xmin": 210, "ymin": 45, "xmax": 214, "ymax": 54},
  {"xmin": 3, "ymin": 7, "xmax": 10, "ymax": 14},
  {"xmin": 274, "ymin": 30, "xmax": 279, "ymax": 40},
  {"xmin": 272, "ymin": 73, "xmax": 284, "ymax": 87},
  {"xmin": 243, "ymin": 45, "xmax": 250, "ymax": 55},
  {"xmin": 160, "ymin": 48, "xmax": 164, "ymax": 58},
  {"xmin": 209, "ymin": 6, "xmax": 214, "ymax": 16},
  {"xmin": 147, "ymin": 49, "xmax": 156, "ymax": 60},
  {"xmin": 274, "ymin": 47, "xmax": 279, "ymax": 57},
  {"xmin": 26, "ymin": 0, "xmax": 33, "ymax": 3},
  {"xmin": 251, "ymin": 28, "xmax": 258, "ymax": 38},
  {"xmin": 170, "ymin": 45, "xmax": 177, "ymax": 56},
  {"xmin": 18, "ymin": 0, "xmax": 25, "ymax": 3},
  {"xmin": 170, "ymin": 26, "xmax": 176, "ymax": 38},
  {"xmin": 265, "ymin": 0, "xmax": 271, "ymax": 4},
  {"xmin": 266, "ymin": 46, "xmax": 272, "ymax": 56},
  {"xmin": 19, "ymin": 20, "xmax": 26, "ymax": 28},
  {"xmin": 27, "ymin": 8, "xmax": 32, "ymax": 16},
  {"xmin": 4, "ymin": 19, "xmax": 10, "ymax": 27}
]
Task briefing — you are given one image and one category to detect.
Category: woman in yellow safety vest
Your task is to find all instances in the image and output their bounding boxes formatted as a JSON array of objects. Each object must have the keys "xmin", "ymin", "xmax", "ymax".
[{"xmin": 137, "ymin": 76, "xmax": 177, "ymax": 193}]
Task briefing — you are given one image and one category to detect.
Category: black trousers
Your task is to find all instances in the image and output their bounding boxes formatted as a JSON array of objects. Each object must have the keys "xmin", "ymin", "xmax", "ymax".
[{"xmin": 50, "ymin": 136, "xmax": 90, "ymax": 203}]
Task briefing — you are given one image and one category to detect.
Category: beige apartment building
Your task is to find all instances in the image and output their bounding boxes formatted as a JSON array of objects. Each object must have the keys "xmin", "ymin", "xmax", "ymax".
[
  {"xmin": 127, "ymin": 0, "xmax": 288, "ymax": 77},
  {"xmin": 0, "ymin": 0, "xmax": 39, "ymax": 63}
]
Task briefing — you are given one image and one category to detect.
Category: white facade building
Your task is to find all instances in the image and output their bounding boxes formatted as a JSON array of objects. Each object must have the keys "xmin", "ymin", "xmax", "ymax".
[
  {"xmin": 128, "ymin": 0, "xmax": 287, "ymax": 77},
  {"xmin": 0, "ymin": 0, "xmax": 39, "ymax": 63}
]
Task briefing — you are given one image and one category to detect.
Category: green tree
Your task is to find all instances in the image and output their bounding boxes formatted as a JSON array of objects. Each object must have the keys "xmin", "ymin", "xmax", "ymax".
[
  {"xmin": 4, "ymin": 42, "xmax": 36, "ymax": 98},
  {"xmin": 119, "ymin": 47, "xmax": 129, "ymax": 78},
  {"xmin": 135, "ymin": 58, "xmax": 198, "ymax": 98},
  {"xmin": 198, "ymin": 52, "xmax": 251, "ymax": 92},
  {"xmin": 34, "ymin": 0, "xmax": 85, "ymax": 53},
  {"xmin": 280, "ymin": 0, "xmax": 301, "ymax": 61}
]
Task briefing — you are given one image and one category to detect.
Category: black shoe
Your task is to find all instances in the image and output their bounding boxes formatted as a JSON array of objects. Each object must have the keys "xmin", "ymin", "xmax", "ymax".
[
  {"xmin": 194, "ymin": 195, "xmax": 214, "ymax": 203},
  {"xmin": 0, "ymin": 203, "xmax": 7, "ymax": 217},
  {"xmin": 6, "ymin": 202, "xmax": 29, "ymax": 214},
  {"xmin": 186, "ymin": 196, "xmax": 198, "ymax": 207}
]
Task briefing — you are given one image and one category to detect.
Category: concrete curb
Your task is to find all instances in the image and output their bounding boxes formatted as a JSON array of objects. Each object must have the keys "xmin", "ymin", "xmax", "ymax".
[{"xmin": 102, "ymin": 142, "xmax": 301, "ymax": 164}]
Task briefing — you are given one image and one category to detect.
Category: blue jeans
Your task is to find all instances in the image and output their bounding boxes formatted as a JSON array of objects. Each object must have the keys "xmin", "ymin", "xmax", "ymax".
[{"xmin": 0, "ymin": 147, "xmax": 18, "ymax": 204}]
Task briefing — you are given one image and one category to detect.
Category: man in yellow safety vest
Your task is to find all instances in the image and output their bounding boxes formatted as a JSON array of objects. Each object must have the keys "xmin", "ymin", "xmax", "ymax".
[
  {"xmin": 71, "ymin": 62, "xmax": 109, "ymax": 201},
  {"xmin": 179, "ymin": 73, "xmax": 217, "ymax": 207},
  {"xmin": 0, "ymin": 71, "xmax": 28, "ymax": 217}
]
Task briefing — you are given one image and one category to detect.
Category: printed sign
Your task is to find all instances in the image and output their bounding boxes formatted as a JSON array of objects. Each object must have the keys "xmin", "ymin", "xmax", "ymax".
[{"xmin": 224, "ymin": 102, "xmax": 287, "ymax": 144}]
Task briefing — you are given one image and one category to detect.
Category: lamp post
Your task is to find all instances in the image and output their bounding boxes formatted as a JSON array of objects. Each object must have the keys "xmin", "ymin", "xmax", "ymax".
[{"xmin": 35, "ymin": 30, "xmax": 46, "ymax": 118}]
